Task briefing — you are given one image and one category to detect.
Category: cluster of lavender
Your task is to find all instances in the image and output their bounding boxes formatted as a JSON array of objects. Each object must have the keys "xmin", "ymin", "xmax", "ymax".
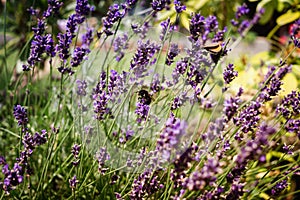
[
  {"xmin": 100, "ymin": 0, "xmax": 138, "ymax": 37},
  {"xmin": 0, "ymin": 105, "xmax": 47, "ymax": 193},
  {"xmin": 232, "ymin": 64, "xmax": 291, "ymax": 136},
  {"xmin": 276, "ymin": 90, "xmax": 300, "ymax": 138},
  {"xmin": 130, "ymin": 40, "xmax": 161, "ymax": 79},
  {"xmin": 92, "ymin": 70, "xmax": 128, "ymax": 121},
  {"xmin": 230, "ymin": 3, "xmax": 265, "ymax": 36},
  {"xmin": 23, "ymin": 0, "xmax": 94, "ymax": 75},
  {"xmin": 129, "ymin": 169, "xmax": 163, "ymax": 199},
  {"xmin": 290, "ymin": 19, "xmax": 300, "ymax": 48},
  {"xmin": 4, "ymin": 0, "xmax": 300, "ymax": 199},
  {"xmin": 68, "ymin": 144, "xmax": 81, "ymax": 190},
  {"xmin": 113, "ymin": 33, "xmax": 129, "ymax": 62},
  {"xmin": 156, "ymin": 113, "xmax": 187, "ymax": 161}
]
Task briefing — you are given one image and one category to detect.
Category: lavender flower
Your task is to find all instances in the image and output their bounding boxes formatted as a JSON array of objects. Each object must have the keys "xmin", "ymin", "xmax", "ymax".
[
  {"xmin": 22, "ymin": 130, "xmax": 47, "ymax": 155},
  {"xmin": 81, "ymin": 27, "xmax": 94, "ymax": 47},
  {"xmin": 174, "ymin": 0, "xmax": 186, "ymax": 13},
  {"xmin": 27, "ymin": 7, "xmax": 38, "ymax": 16},
  {"xmin": 130, "ymin": 40, "xmax": 161, "ymax": 79},
  {"xmin": 32, "ymin": 19, "xmax": 46, "ymax": 36},
  {"xmin": 2, "ymin": 163, "xmax": 24, "ymax": 192},
  {"xmin": 23, "ymin": 34, "xmax": 55, "ymax": 71},
  {"xmin": 291, "ymin": 19, "xmax": 300, "ymax": 48},
  {"xmin": 33, "ymin": 130, "xmax": 47, "ymax": 146},
  {"xmin": 69, "ymin": 175, "xmax": 79, "ymax": 189},
  {"xmin": 171, "ymin": 92, "xmax": 188, "ymax": 110},
  {"xmin": 276, "ymin": 90, "xmax": 300, "ymax": 119},
  {"xmin": 130, "ymin": 170, "xmax": 163, "ymax": 199},
  {"xmin": 101, "ymin": 4, "xmax": 126, "ymax": 36},
  {"xmin": 184, "ymin": 157, "xmax": 221, "ymax": 191},
  {"xmin": 237, "ymin": 20, "xmax": 250, "ymax": 36},
  {"xmin": 150, "ymin": 74, "xmax": 163, "ymax": 94},
  {"xmin": 201, "ymin": 118, "xmax": 225, "ymax": 144},
  {"xmin": 223, "ymin": 88, "xmax": 242, "ymax": 122},
  {"xmin": 283, "ymin": 143, "xmax": 294, "ymax": 155},
  {"xmin": 251, "ymin": 8, "xmax": 265, "ymax": 25},
  {"xmin": 172, "ymin": 58, "xmax": 189, "ymax": 84},
  {"xmin": 225, "ymin": 181, "xmax": 245, "ymax": 200},
  {"xmin": 43, "ymin": 0, "xmax": 63, "ymax": 18},
  {"xmin": 171, "ymin": 144, "xmax": 198, "ymax": 188},
  {"xmin": 108, "ymin": 70, "xmax": 129, "ymax": 101},
  {"xmin": 259, "ymin": 77, "xmax": 282, "ymax": 102},
  {"xmin": 156, "ymin": 113, "xmax": 187, "ymax": 161},
  {"xmin": 124, "ymin": 0, "xmax": 138, "ymax": 8},
  {"xmin": 96, "ymin": 147, "xmax": 110, "ymax": 174},
  {"xmin": 203, "ymin": 15, "xmax": 219, "ymax": 42},
  {"xmin": 227, "ymin": 124, "xmax": 276, "ymax": 182},
  {"xmin": 166, "ymin": 43, "xmax": 180, "ymax": 66},
  {"xmin": 276, "ymin": 64, "xmax": 291, "ymax": 79},
  {"xmin": 13, "ymin": 105, "xmax": 28, "ymax": 127},
  {"xmin": 233, "ymin": 101, "xmax": 261, "ymax": 133},
  {"xmin": 231, "ymin": 4, "xmax": 263, "ymax": 37},
  {"xmin": 223, "ymin": 63, "xmax": 238, "ymax": 85},
  {"xmin": 198, "ymin": 187, "xmax": 224, "ymax": 200},
  {"xmin": 213, "ymin": 27, "xmax": 227, "ymax": 43},
  {"xmin": 66, "ymin": 14, "xmax": 82, "ymax": 37},
  {"xmin": 131, "ymin": 21, "xmax": 151, "ymax": 39},
  {"xmin": 285, "ymin": 119, "xmax": 300, "ymax": 139},
  {"xmin": 113, "ymin": 33, "xmax": 129, "ymax": 62},
  {"xmin": 271, "ymin": 179, "xmax": 288, "ymax": 196},
  {"xmin": 56, "ymin": 33, "xmax": 72, "ymax": 62},
  {"xmin": 71, "ymin": 144, "xmax": 81, "ymax": 166},
  {"xmin": 92, "ymin": 72, "xmax": 113, "ymax": 120},
  {"xmin": 93, "ymin": 90, "xmax": 112, "ymax": 121},
  {"xmin": 235, "ymin": 3, "xmax": 249, "ymax": 19},
  {"xmin": 75, "ymin": 0, "xmax": 94, "ymax": 17},
  {"xmin": 189, "ymin": 13, "xmax": 205, "ymax": 42},
  {"xmin": 76, "ymin": 79, "xmax": 88, "ymax": 96},
  {"xmin": 135, "ymin": 101, "xmax": 150, "ymax": 123},
  {"xmin": 70, "ymin": 47, "xmax": 90, "ymax": 67},
  {"xmin": 71, "ymin": 144, "xmax": 81, "ymax": 158},
  {"xmin": 160, "ymin": 18, "xmax": 175, "ymax": 41},
  {"xmin": 115, "ymin": 192, "xmax": 124, "ymax": 200},
  {"xmin": 151, "ymin": 0, "xmax": 171, "ymax": 11},
  {"xmin": 0, "ymin": 156, "xmax": 6, "ymax": 165}
]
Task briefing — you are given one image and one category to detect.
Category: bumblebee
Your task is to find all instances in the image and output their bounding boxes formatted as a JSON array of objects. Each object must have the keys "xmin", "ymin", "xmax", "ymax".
[{"xmin": 138, "ymin": 89, "xmax": 152, "ymax": 105}]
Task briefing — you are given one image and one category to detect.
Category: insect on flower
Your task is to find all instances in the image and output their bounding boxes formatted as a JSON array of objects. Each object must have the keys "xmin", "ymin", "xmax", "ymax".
[
  {"xmin": 138, "ymin": 89, "xmax": 152, "ymax": 105},
  {"xmin": 203, "ymin": 42, "xmax": 222, "ymax": 54}
]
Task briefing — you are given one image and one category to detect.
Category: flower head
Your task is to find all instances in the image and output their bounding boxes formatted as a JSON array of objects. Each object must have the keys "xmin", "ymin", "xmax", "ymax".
[
  {"xmin": 13, "ymin": 105, "xmax": 28, "ymax": 127},
  {"xmin": 43, "ymin": 0, "xmax": 63, "ymax": 18},
  {"xmin": 174, "ymin": 0, "xmax": 186, "ymax": 13},
  {"xmin": 69, "ymin": 175, "xmax": 79, "ymax": 189}
]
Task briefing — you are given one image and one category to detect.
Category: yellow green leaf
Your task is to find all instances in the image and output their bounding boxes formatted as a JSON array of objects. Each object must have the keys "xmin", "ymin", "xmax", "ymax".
[
  {"xmin": 276, "ymin": 11, "xmax": 300, "ymax": 26},
  {"xmin": 186, "ymin": 0, "xmax": 210, "ymax": 10},
  {"xmin": 292, "ymin": 64, "xmax": 300, "ymax": 76},
  {"xmin": 259, "ymin": 192, "xmax": 271, "ymax": 200},
  {"xmin": 180, "ymin": 13, "xmax": 190, "ymax": 31},
  {"xmin": 280, "ymin": 73, "xmax": 298, "ymax": 96},
  {"xmin": 249, "ymin": 51, "xmax": 271, "ymax": 66},
  {"xmin": 269, "ymin": 151, "xmax": 295, "ymax": 162}
]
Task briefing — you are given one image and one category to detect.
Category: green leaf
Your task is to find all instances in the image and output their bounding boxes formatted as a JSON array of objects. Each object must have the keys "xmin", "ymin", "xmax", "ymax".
[
  {"xmin": 277, "ymin": 1, "xmax": 285, "ymax": 12},
  {"xmin": 276, "ymin": 11, "xmax": 300, "ymax": 26},
  {"xmin": 180, "ymin": 13, "xmax": 190, "ymax": 31},
  {"xmin": 258, "ymin": 0, "xmax": 277, "ymax": 24},
  {"xmin": 186, "ymin": 0, "xmax": 210, "ymax": 10},
  {"xmin": 269, "ymin": 151, "xmax": 295, "ymax": 162}
]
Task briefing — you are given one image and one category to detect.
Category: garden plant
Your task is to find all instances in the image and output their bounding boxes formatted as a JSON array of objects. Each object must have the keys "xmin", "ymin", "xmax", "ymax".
[{"xmin": 0, "ymin": 0, "xmax": 300, "ymax": 199}]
